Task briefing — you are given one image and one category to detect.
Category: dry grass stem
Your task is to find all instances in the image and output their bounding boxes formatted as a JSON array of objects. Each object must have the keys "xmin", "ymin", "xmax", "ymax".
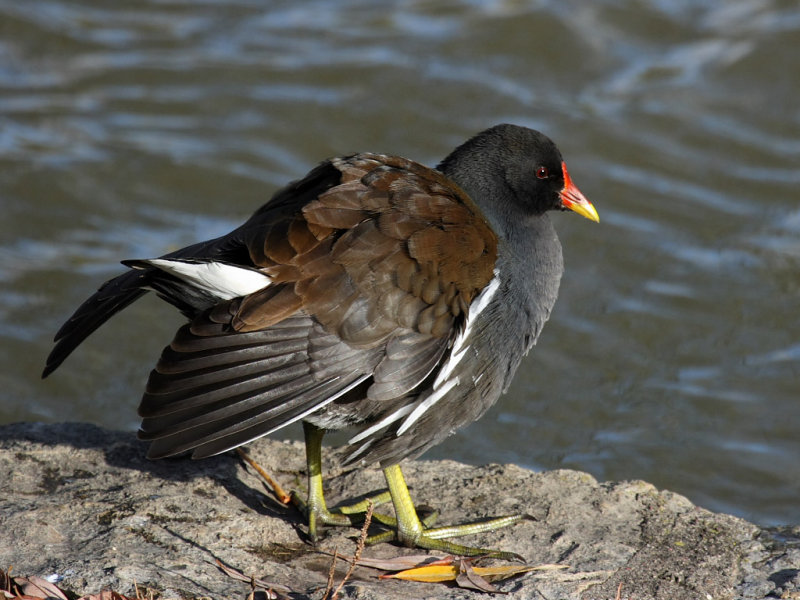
[
  {"xmin": 322, "ymin": 500, "xmax": 374, "ymax": 600},
  {"xmin": 236, "ymin": 448, "xmax": 291, "ymax": 504}
]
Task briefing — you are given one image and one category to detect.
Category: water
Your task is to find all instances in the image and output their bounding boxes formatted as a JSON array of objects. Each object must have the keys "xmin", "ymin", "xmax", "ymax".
[{"xmin": 2, "ymin": 0, "xmax": 798, "ymax": 527}]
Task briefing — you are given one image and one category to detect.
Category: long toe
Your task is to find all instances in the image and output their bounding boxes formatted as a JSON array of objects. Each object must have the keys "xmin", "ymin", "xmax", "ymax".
[{"xmin": 380, "ymin": 464, "xmax": 526, "ymax": 560}]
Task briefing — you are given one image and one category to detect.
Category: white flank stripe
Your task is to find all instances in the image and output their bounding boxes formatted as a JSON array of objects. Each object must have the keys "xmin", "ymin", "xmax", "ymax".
[
  {"xmin": 146, "ymin": 259, "xmax": 272, "ymax": 300},
  {"xmin": 396, "ymin": 271, "xmax": 501, "ymax": 437},
  {"xmin": 347, "ymin": 404, "xmax": 414, "ymax": 445},
  {"xmin": 433, "ymin": 344, "xmax": 469, "ymax": 391},
  {"xmin": 397, "ymin": 376, "xmax": 459, "ymax": 435},
  {"xmin": 433, "ymin": 271, "xmax": 501, "ymax": 389},
  {"xmin": 345, "ymin": 439, "xmax": 375, "ymax": 464}
]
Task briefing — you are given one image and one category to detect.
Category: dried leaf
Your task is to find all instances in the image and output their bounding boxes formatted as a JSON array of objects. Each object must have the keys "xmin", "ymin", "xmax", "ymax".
[
  {"xmin": 455, "ymin": 560, "xmax": 499, "ymax": 593},
  {"xmin": 381, "ymin": 562, "xmax": 567, "ymax": 586},
  {"xmin": 330, "ymin": 553, "xmax": 454, "ymax": 572},
  {"xmin": 474, "ymin": 563, "xmax": 568, "ymax": 582},
  {"xmin": 0, "ymin": 569, "xmax": 11, "ymax": 595},
  {"xmin": 381, "ymin": 564, "xmax": 461, "ymax": 583},
  {"xmin": 77, "ymin": 591, "xmax": 135, "ymax": 600},
  {"xmin": 214, "ymin": 559, "xmax": 292, "ymax": 597},
  {"xmin": 13, "ymin": 576, "xmax": 69, "ymax": 600}
]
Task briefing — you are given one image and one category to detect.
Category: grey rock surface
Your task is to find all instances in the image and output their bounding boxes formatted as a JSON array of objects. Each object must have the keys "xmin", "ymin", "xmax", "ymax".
[{"xmin": 1, "ymin": 422, "xmax": 797, "ymax": 599}]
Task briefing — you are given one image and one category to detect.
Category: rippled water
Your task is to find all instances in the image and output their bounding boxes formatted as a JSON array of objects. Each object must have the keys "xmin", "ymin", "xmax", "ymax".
[{"xmin": 2, "ymin": 1, "xmax": 799, "ymax": 527}]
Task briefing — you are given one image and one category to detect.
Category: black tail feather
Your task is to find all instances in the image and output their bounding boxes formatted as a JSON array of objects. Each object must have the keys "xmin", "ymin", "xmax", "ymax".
[{"xmin": 42, "ymin": 270, "xmax": 150, "ymax": 378}]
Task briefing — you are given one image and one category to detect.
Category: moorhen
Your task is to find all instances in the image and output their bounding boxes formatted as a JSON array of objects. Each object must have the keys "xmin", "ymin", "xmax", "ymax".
[{"xmin": 43, "ymin": 124, "xmax": 599, "ymax": 558}]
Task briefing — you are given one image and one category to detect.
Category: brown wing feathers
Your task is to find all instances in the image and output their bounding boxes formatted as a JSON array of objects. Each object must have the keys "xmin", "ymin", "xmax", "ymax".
[
  {"xmin": 136, "ymin": 153, "xmax": 498, "ymax": 458},
  {"xmin": 306, "ymin": 155, "xmax": 496, "ymax": 337}
]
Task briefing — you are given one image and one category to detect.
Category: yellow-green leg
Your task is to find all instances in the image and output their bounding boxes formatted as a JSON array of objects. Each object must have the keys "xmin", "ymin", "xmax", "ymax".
[
  {"xmin": 291, "ymin": 424, "xmax": 526, "ymax": 558},
  {"xmin": 378, "ymin": 463, "xmax": 526, "ymax": 560},
  {"xmin": 292, "ymin": 422, "xmax": 392, "ymax": 540},
  {"xmin": 292, "ymin": 422, "xmax": 353, "ymax": 540}
]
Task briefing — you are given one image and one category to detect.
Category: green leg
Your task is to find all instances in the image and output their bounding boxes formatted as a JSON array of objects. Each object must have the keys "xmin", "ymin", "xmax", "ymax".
[
  {"xmin": 292, "ymin": 422, "xmax": 393, "ymax": 540},
  {"xmin": 292, "ymin": 422, "xmax": 353, "ymax": 540},
  {"xmin": 291, "ymin": 425, "xmax": 526, "ymax": 557},
  {"xmin": 379, "ymin": 463, "xmax": 526, "ymax": 560}
]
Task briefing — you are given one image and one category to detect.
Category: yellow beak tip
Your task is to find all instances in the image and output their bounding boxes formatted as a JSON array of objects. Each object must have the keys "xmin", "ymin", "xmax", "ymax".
[{"xmin": 568, "ymin": 202, "xmax": 600, "ymax": 223}]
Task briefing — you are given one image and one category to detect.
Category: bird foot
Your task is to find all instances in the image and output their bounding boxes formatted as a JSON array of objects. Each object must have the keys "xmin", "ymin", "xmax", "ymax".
[
  {"xmin": 291, "ymin": 490, "xmax": 355, "ymax": 539},
  {"xmin": 368, "ymin": 513, "xmax": 529, "ymax": 561},
  {"xmin": 291, "ymin": 489, "xmax": 394, "ymax": 541}
]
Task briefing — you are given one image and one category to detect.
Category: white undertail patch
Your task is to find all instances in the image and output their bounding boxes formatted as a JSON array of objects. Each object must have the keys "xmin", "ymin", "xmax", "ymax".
[{"xmin": 143, "ymin": 259, "xmax": 272, "ymax": 300}]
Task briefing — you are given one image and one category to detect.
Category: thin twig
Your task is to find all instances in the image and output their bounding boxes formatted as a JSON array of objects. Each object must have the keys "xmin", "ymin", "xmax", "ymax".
[
  {"xmin": 330, "ymin": 500, "xmax": 373, "ymax": 599},
  {"xmin": 236, "ymin": 447, "xmax": 292, "ymax": 504},
  {"xmin": 322, "ymin": 545, "xmax": 340, "ymax": 600},
  {"xmin": 321, "ymin": 500, "xmax": 374, "ymax": 600}
]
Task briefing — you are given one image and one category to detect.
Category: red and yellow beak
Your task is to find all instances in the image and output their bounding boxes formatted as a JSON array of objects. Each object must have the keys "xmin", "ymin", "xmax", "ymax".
[{"xmin": 559, "ymin": 161, "xmax": 599, "ymax": 223}]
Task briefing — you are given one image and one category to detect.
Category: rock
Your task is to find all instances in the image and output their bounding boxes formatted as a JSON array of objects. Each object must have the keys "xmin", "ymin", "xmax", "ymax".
[{"xmin": 1, "ymin": 422, "xmax": 797, "ymax": 599}]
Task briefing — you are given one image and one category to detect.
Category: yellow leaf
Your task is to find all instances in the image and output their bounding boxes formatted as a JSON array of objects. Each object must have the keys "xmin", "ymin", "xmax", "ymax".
[
  {"xmin": 381, "ymin": 564, "xmax": 459, "ymax": 583},
  {"xmin": 381, "ymin": 562, "xmax": 568, "ymax": 584}
]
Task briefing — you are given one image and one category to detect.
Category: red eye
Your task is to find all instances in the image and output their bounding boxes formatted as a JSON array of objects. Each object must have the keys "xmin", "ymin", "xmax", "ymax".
[{"xmin": 536, "ymin": 166, "xmax": 549, "ymax": 179}]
